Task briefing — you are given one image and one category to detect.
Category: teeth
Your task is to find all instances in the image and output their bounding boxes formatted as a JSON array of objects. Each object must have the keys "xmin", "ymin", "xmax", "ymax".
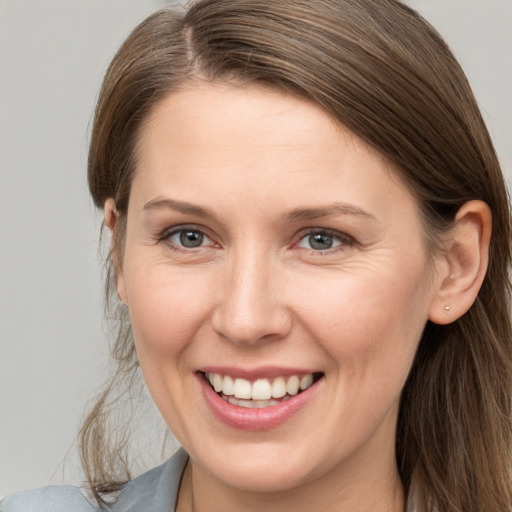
[
  {"xmin": 226, "ymin": 398, "xmax": 284, "ymax": 409},
  {"xmin": 206, "ymin": 372, "xmax": 317, "ymax": 402},
  {"xmin": 286, "ymin": 376, "xmax": 300, "ymax": 395},
  {"xmin": 234, "ymin": 378, "xmax": 252, "ymax": 399},
  {"xmin": 252, "ymin": 379, "xmax": 272, "ymax": 400},
  {"xmin": 223, "ymin": 376, "xmax": 234, "ymax": 396},
  {"xmin": 299, "ymin": 374, "xmax": 313, "ymax": 390},
  {"xmin": 271, "ymin": 377, "xmax": 287, "ymax": 398},
  {"xmin": 212, "ymin": 373, "xmax": 223, "ymax": 392}
]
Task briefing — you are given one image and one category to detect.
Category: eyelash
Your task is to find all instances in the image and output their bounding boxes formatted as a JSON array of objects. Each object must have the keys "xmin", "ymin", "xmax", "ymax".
[
  {"xmin": 295, "ymin": 228, "xmax": 354, "ymax": 253},
  {"xmin": 157, "ymin": 226, "xmax": 354, "ymax": 253},
  {"xmin": 158, "ymin": 225, "xmax": 216, "ymax": 250}
]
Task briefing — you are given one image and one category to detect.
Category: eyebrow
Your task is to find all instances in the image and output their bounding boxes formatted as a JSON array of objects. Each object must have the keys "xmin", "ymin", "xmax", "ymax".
[
  {"xmin": 285, "ymin": 204, "xmax": 376, "ymax": 222},
  {"xmin": 143, "ymin": 197, "xmax": 214, "ymax": 218},
  {"xmin": 143, "ymin": 197, "xmax": 375, "ymax": 222}
]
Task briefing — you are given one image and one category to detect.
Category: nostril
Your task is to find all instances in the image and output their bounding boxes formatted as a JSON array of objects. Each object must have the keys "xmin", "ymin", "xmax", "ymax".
[
  {"xmin": 210, "ymin": 270, "xmax": 292, "ymax": 346},
  {"xmin": 211, "ymin": 305, "xmax": 293, "ymax": 346}
]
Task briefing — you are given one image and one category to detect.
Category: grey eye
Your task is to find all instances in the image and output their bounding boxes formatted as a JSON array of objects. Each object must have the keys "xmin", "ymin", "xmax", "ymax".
[
  {"xmin": 298, "ymin": 232, "xmax": 343, "ymax": 251},
  {"xmin": 170, "ymin": 229, "xmax": 207, "ymax": 248}
]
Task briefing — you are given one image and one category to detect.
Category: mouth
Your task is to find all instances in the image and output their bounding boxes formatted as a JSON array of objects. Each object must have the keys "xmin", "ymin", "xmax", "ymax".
[{"xmin": 202, "ymin": 371, "xmax": 324, "ymax": 409}]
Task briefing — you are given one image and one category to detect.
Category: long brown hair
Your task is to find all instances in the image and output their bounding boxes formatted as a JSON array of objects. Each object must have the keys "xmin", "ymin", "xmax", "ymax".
[{"xmin": 83, "ymin": 1, "xmax": 512, "ymax": 510}]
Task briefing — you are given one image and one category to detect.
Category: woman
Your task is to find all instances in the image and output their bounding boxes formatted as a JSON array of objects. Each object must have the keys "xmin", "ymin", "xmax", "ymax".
[{"xmin": 3, "ymin": 0, "xmax": 511, "ymax": 511}]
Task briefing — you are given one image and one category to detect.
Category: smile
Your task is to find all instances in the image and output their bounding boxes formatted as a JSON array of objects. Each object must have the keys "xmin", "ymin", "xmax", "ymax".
[{"xmin": 203, "ymin": 372, "xmax": 323, "ymax": 409}]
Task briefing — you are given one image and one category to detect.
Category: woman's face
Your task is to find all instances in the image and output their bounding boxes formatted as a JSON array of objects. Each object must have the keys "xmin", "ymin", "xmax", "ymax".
[{"xmin": 115, "ymin": 84, "xmax": 442, "ymax": 495}]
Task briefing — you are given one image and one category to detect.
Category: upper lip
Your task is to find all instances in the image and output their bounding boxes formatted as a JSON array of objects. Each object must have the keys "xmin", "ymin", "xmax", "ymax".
[{"xmin": 198, "ymin": 366, "xmax": 321, "ymax": 380}]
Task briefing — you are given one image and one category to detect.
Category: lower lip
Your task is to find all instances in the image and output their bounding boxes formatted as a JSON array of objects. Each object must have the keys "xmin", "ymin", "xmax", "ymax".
[{"xmin": 198, "ymin": 374, "xmax": 322, "ymax": 431}]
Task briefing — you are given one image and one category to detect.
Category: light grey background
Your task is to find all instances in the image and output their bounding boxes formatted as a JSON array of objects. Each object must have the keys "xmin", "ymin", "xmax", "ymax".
[{"xmin": 1, "ymin": 0, "xmax": 511, "ymax": 498}]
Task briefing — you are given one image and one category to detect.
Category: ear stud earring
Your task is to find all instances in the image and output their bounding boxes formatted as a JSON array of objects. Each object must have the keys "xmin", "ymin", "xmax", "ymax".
[{"xmin": 444, "ymin": 305, "xmax": 451, "ymax": 312}]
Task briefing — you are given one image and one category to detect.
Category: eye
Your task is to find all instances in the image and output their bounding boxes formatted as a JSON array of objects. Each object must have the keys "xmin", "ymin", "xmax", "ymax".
[
  {"xmin": 297, "ymin": 230, "xmax": 347, "ymax": 251},
  {"xmin": 166, "ymin": 228, "xmax": 214, "ymax": 249}
]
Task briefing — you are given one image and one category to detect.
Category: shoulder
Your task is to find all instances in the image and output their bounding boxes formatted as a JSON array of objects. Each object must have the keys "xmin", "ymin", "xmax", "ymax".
[
  {"xmin": 112, "ymin": 447, "xmax": 189, "ymax": 511},
  {"xmin": 0, "ymin": 485, "xmax": 97, "ymax": 512},
  {"xmin": 1, "ymin": 448, "xmax": 189, "ymax": 512}
]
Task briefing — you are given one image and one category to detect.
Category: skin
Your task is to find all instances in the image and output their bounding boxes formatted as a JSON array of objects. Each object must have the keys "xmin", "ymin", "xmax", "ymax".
[{"xmin": 105, "ymin": 83, "xmax": 491, "ymax": 512}]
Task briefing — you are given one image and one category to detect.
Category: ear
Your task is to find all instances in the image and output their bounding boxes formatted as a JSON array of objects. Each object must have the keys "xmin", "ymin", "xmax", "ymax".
[
  {"xmin": 104, "ymin": 198, "xmax": 128, "ymax": 306},
  {"xmin": 428, "ymin": 200, "xmax": 492, "ymax": 325}
]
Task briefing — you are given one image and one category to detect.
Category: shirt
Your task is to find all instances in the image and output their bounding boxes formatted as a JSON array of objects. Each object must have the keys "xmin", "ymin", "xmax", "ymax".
[{"xmin": 0, "ymin": 448, "xmax": 189, "ymax": 512}]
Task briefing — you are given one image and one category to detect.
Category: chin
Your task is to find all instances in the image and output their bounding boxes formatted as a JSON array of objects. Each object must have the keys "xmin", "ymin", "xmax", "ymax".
[
  {"xmin": 187, "ymin": 437, "xmax": 333, "ymax": 494},
  {"xmin": 208, "ymin": 460, "xmax": 315, "ymax": 494}
]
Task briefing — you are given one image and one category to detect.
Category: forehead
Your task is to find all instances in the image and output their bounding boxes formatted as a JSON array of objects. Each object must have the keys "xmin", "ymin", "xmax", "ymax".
[
  {"xmin": 131, "ymin": 83, "xmax": 419, "ymax": 225},
  {"xmin": 139, "ymin": 83, "xmax": 352, "ymax": 161}
]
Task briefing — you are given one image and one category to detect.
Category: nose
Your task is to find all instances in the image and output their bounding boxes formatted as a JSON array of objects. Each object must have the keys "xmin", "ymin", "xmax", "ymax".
[{"xmin": 211, "ymin": 250, "xmax": 292, "ymax": 346}]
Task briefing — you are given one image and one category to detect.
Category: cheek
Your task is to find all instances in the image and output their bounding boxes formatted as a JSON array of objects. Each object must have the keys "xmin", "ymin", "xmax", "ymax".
[
  {"xmin": 121, "ymin": 260, "xmax": 217, "ymax": 431},
  {"xmin": 124, "ymin": 260, "xmax": 216, "ymax": 360},
  {"xmin": 299, "ymin": 263, "xmax": 430, "ymax": 375}
]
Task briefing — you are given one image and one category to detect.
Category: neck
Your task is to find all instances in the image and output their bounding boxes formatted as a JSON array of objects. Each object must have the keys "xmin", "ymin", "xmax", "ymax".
[{"xmin": 177, "ymin": 451, "xmax": 405, "ymax": 512}]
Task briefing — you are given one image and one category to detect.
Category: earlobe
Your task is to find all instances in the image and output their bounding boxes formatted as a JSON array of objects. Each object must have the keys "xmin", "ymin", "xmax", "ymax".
[
  {"xmin": 104, "ymin": 198, "xmax": 119, "ymax": 231},
  {"xmin": 104, "ymin": 198, "xmax": 128, "ymax": 306},
  {"xmin": 428, "ymin": 200, "xmax": 492, "ymax": 325}
]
